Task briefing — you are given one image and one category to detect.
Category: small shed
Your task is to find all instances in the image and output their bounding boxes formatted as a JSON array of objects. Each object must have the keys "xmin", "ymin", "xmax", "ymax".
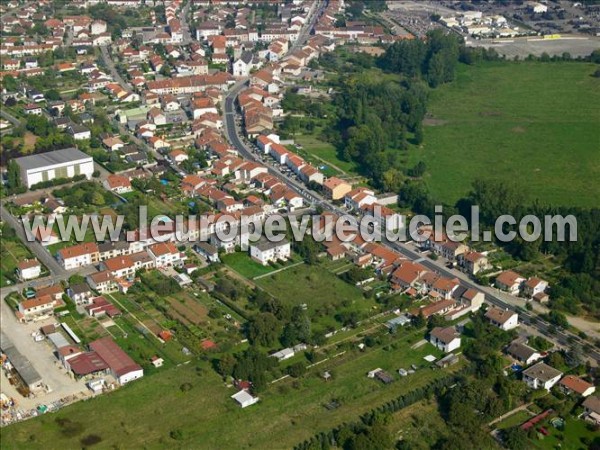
[{"xmin": 231, "ymin": 390, "xmax": 259, "ymax": 408}]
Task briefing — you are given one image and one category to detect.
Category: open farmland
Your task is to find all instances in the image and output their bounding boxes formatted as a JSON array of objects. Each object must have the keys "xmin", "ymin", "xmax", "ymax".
[
  {"xmin": 413, "ymin": 61, "xmax": 600, "ymax": 207},
  {"xmin": 1, "ymin": 330, "xmax": 457, "ymax": 450}
]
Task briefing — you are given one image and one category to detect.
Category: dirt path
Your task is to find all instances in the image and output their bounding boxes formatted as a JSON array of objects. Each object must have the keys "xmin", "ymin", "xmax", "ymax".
[{"xmin": 488, "ymin": 403, "xmax": 534, "ymax": 427}]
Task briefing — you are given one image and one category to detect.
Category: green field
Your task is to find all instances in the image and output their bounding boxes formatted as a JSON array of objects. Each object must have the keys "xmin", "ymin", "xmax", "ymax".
[
  {"xmin": 254, "ymin": 263, "xmax": 379, "ymax": 331},
  {"xmin": 413, "ymin": 61, "xmax": 600, "ymax": 207},
  {"xmin": 294, "ymin": 133, "xmax": 359, "ymax": 176},
  {"xmin": 2, "ymin": 331, "xmax": 454, "ymax": 449}
]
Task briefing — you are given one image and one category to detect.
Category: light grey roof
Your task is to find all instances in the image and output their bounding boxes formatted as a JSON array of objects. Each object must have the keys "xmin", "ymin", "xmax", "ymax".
[
  {"xmin": 15, "ymin": 148, "xmax": 91, "ymax": 171},
  {"xmin": 251, "ymin": 237, "xmax": 289, "ymax": 252},
  {"xmin": 47, "ymin": 332, "xmax": 70, "ymax": 349},
  {"xmin": 522, "ymin": 362, "xmax": 563, "ymax": 382}
]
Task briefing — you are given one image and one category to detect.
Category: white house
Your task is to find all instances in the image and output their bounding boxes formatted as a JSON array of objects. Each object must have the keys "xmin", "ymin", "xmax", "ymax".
[
  {"xmin": 16, "ymin": 259, "xmax": 42, "ymax": 281},
  {"xmin": 148, "ymin": 242, "xmax": 184, "ymax": 268},
  {"xmin": 231, "ymin": 390, "xmax": 259, "ymax": 408},
  {"xmin": 429, "ymin": 327, "xmax": 461, "ymax": 353},
  {"xmin": 15, "ymin": 148, "xmax": 94, "ymax": 188},
  {"xmin": 495, "ymin": 270, "xmax": 526, "ymax": 296},
  {"xmin": 522, "ymin": 277, "xmax": 548, "ymax": 298},
  {"xmin": 485, "ymin": 307, "xmax": 519, "ymax": 331},
  {"xmin": 522, "ymin": 362, "xmax": 563, "ymax": 391},
  {"xmin": 67, "ymin": 124, "xmax": 92, "ymax": 141},
  {"xmin": 57, "ymin": 242, "xmax": 99, "ymax": 270},
  {"xmin": 505, "ymin": 341, "xmax": 542, "ymax": 366},
  {"xmin": 249, "ymin": 238, "xmax": 291, "ymax": 265}
]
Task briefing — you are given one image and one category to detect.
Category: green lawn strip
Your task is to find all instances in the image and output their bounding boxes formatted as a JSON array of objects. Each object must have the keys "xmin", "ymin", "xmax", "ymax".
[
  {"xmin": 254, "ymin": 263, "xmax": 383, "ymax": 332},
  {"xmin": 494, "ymin": 409, "xmax": 533, "ymax": 430}
]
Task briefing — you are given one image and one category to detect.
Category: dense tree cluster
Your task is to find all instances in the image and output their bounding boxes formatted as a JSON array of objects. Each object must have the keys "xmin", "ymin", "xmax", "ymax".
[
  {"xmin": 331, "ymin": 76, "xmax": 427, "ymax": 189},
  {"xmin": 53, "ymin": 182, "xmax": 116, "ymax": 210},
  {"xmin": 379, "ymin": 30, "xmax": 462, "ymax": 87},
  {"xmin": 215, "ymin": 347, "xmax": 277, "ymax": 392}
]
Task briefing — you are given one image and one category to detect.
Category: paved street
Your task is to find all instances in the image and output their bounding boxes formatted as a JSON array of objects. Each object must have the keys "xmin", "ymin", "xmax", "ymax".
[
  {"xmin": 0, "ymin": 109, "xmax": 21, "ymax": 128},
  {"xmin": 99, "ymin": 45, "xmax": 132, "ymax": 94}
]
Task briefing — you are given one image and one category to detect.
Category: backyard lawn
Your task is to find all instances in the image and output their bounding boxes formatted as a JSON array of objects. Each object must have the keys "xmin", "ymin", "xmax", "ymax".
[
  {"xmin": 0, "ymin": 238, "xmax": 36, "ymax": 287},
  {"xmin": 494, "ymin": 409, "xmax": 533, "ymax": 430},
  {"xmin": 411, "ymin": 61, "xmax": 600, "ymax": 207},
  {"xmin": 528, "ymin": 416, "xmax": 599, "ymax": 450},
  {"xmin": 221, "ymin": 252, "xmax": 279, "ymax": 279}
]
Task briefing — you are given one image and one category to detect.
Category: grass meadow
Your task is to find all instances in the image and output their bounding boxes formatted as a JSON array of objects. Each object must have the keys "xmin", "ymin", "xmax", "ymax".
[{"xmin": 412, "ymin": 61, "xmax": 600, "ymax": 207}]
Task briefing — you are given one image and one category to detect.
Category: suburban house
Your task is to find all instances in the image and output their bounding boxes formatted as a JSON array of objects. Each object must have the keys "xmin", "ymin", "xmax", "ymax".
[
  {"xmin": 57, "ymin": 242, "xmax": 100, "ymax": 270},
  {"xmin": 322, "ymin": 177, "xmax": 352, "ymax": 200},
  {"xmin": 148, "ymin": 242, "xmax": 185, "ymax": 268},
  {"xmin": 103, "ymin": 174, "xmax": 133, "ymax": 194},
  {"xmin": 485, "ymin": 306, "xmax": 519, "ymax": 331},
  {"xmin": 430, "ymin": 240, "xmax": 469, "ymax": 261},
  {"xmin": 16, "ymin": 259, "xmax": 42, "ymax": 281},
  {"xmin": 559, "ymin": 375, "xmax": 596, "ymax": 397},
  {"xmin": 18, "ymin": 295, "xmax": 60, "ymax": 322},
  {"xmin": 67, "ymin": 283, "xmax": 94, "ymax": 305},
  {"xmin": 101, "ymin": 255, "xmax": 136, "ymax": 279},
  {"xmin": 86, "ymin": 270, "xmax": 118, "ymax": 294},
  {"xmin": 522, "ymin": 362, "xmax": 563, "ymax": 391},
  {"xmin": 505, "ymin": 341, "xmax": 542, "ymax": 366},
  {"xmin": 344, "ymin": 187, "xmax": 376, "ymax": 210},
  {"xmin": 250, "ymin": 238, "xmax": 291, "ymax": 265},
  {"xmin": 193, "ymin": 242, "xmax": 220, "ymax": 263},
  {"xmin": 495, "ymin": 270, "xmax": 526, "ymax": 295},
  {"xmin": 582, "ymin": 396, "xmax": 600, "ymax": 425},
  {"xmin": 522, "ymin": 277, "xmax": 549, "ymax": 298},
  {"xmin": 429, "ymin": 327, "xmax": 461, "ymax": 353},
  {"xmin": 458, "ymin": 251, "xmax": 490, "ymax": 276}
]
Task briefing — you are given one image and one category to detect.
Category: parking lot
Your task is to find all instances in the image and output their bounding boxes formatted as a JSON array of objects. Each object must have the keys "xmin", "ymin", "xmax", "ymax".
[
  {"xmin": 468, "ymin": 36, "xmax": 600, "ymax": 58},
  {"xmin": 1, "ymin": 298, "xmax": 91, "ymax": 412}
]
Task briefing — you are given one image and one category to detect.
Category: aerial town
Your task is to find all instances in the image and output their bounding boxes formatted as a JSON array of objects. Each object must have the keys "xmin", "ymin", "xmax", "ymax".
[{"xmin": 0, "ymin": 0, "xmax": 599, "ymax": 449}]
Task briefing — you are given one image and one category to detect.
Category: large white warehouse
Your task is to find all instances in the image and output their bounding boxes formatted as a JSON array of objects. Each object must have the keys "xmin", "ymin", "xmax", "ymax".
[{"xmin": 14, "ymin": 148, "xmax": 94, "ymax": 188}]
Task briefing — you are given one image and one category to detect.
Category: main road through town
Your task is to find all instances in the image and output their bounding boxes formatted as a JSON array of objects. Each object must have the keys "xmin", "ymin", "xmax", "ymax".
[{"xmin": 221, "ymin": 2, "xmax": 599, "ymax": 366}]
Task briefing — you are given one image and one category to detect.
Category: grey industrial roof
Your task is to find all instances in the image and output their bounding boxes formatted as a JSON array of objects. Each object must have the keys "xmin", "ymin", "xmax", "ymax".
[
  {"xmin": 15, "ymin": 148, "xmax": 92, "ymax": 171},
  {"xmin": 0, "ymin": 332, "xmax": 43, "ymax": 387},
  {"xmin": 47, "ymin": 332, "xmax": 70, "ymax": 349}
]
